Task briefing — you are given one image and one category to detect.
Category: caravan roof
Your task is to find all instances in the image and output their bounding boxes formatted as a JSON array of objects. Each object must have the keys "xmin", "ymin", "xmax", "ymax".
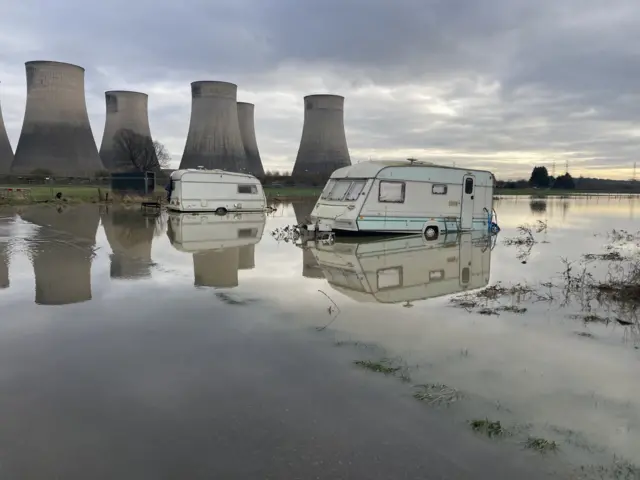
[
  {"xmin": 330, "ymin": 160, "xmax": 493, "ymax": 179},
  {"xmin": 170, "ymin": 169, "xmax": 260, "ymax": 182}
]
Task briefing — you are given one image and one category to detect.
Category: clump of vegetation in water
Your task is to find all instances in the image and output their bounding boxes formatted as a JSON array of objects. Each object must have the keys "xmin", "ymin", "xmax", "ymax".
[
  {"xmin": 524, "ymin": 437, "xmax": 559, "ymax": 453},
  {"xmin": 353, "ymin": 357, "xmax": 412, "ymax": 382},
  {"xmin": 413, "ymin": 383, "xmax": 463, "ymax": 406},
  {"xmin": 574, "ymin": 457, "xmax": 640, "ymax": 479},
  {"xmin": 469, "ymin": 418, "xmax": 510, "ymax": 438}
]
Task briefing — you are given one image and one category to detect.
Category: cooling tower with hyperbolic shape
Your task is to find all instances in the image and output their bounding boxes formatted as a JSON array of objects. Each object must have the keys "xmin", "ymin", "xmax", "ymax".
[
  {"xmin": 292, "ymin": 94, "xmax": 351, "ymax": 179},
  {"xmin": 0, "ymin": 87, "xmax": 14, "ymax": 174},
  {"xmin": 101, "ymin": 207, "xmax": 155, "ymax": 279},
  {"xmin": 179, "ymin": 81, "xmax": 248, "ymax": 172},
  {"xmin": 293, "ymin": 202, "xmax": 324, "ymax": 278},
  {"xmin": 193, "ymin": 247, "xmax": 240, "ymax": 288},
  {"xmin": 11, "ymin": 61, "xmax": 105, "ymax": 176},
  {"xmin": 21, "ymin": 205, "xmax": 100, "ymax": 305},
  {"xmin": 237, "ymin": 102, "xmax": 264, "ymax": 177},
  {"xmin": 99, "ymin": 91, "xmax": 159, "ymax": 172}
]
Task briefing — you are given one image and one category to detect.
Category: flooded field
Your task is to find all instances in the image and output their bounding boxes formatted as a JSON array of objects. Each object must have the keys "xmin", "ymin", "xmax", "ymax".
[{"xmin": 0, "ymin": 197, "xmax": 639, "ymax": 479}]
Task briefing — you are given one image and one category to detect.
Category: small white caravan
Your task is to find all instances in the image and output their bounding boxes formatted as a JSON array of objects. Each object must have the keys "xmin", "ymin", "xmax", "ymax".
[
  {"xmin": 307, "ymin": 160, "xmax": 496, "ymax": 238},
  {"xmin": 307, "ymin": 230, "xmax": 492, "ymax": 304},
  {"xmin": 166, "ymin": 169, "xmax": 267, "ymax": 214},
  {"xmin": 167, "ymin": 211, "xmax": 266, "ymax": 252}
]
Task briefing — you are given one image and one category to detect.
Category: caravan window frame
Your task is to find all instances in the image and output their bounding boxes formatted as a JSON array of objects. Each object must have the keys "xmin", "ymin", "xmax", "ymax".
[
  {"xmin": 378, "ymin": 181, "xmax": 406, "ymax": 203},
  {"xmin": 238, "ymin": 184, "xmax": 258, "ymax": 194},
  {"xmin": 324, "ymin": 178, "xmax": 367, "ymax": 201}
]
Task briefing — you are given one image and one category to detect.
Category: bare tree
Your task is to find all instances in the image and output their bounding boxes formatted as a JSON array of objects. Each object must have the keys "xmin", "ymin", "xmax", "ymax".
[
  {"xmin": 153, "ymin": 141, "xmax": 172, "ymax": 169},
  {"xmin": 114, "ymin": 128, "xmax": 160, "ymax": 172}
]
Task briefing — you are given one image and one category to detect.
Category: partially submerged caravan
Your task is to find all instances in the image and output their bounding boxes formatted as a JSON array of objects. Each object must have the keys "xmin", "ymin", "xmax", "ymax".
[
  {"xmin": 305, "ymin": 160, "xmax": 497, "ymax": 237},
  {"xmin": 307, "ymin": 230, "xmax": 492, "ymax": 304},
  {"xmin": 166, "ymin": 169, "xmax": 267, "ymax": 214}
]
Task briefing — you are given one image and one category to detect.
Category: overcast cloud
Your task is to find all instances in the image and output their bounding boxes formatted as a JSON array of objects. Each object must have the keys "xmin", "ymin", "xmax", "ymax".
[{"xmin": 1, "ymin": 0, "xmax": 639, "ymax": 179}]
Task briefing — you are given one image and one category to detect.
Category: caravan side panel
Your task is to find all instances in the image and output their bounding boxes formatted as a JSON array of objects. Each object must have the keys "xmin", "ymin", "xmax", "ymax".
[
  {"xmin": 171, "ymin": 171, "xmax": 266, "ymax": 213},
  {"xmin": 356, "ymin": 166, "xmax": 493, "ymax": 234}
]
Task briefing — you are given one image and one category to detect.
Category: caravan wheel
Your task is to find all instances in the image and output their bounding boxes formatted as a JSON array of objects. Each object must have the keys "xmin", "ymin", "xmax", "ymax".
[
  {"xmin": 215, "ymin": 207, "xmax": 228, "ymax": 216},
  {"xmin": 424, "ymin": 226, "xmax": 439, "ymax": 240}
]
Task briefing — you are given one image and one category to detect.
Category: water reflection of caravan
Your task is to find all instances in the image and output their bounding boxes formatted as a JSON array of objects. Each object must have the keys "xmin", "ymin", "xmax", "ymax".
[
  {"xmin": 167, "ymin": 212, "xmax": 266, "ymax": 288},
  {"xmin": 308, "ymin": 231, "xmax": 491, "ymax": 304}
]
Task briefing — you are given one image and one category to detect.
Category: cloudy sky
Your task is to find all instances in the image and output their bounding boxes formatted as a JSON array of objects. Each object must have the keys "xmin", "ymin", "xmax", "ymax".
[{"xmin": 1, "ymin": 0, "xmax": 639, "ymax": 180}]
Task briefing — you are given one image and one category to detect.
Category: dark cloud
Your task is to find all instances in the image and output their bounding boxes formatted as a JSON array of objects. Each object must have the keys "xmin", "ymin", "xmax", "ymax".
[{"xmin": 0, "ymin": 0, "xmax": 639, "ymax": 179}]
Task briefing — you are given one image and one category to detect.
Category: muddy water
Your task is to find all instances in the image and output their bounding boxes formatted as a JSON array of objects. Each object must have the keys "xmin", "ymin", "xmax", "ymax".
[{"xmin": 0, "ymin": 198, "xmax": 638, "ymax": 479}]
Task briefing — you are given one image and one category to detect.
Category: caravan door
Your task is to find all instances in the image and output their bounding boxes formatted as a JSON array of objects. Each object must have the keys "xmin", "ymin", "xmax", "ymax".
[{"xmin": 460, "ymin": 175, "xmax": 475, "ymax": 230}]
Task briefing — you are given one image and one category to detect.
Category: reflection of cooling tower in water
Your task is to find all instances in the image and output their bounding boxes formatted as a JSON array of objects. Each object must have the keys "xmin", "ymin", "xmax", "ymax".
[
  {"xmin": 193, "ymin": 247, "xmax": 240, "ymax": 288},
  {"xmin": 21, "ymin": 205, "xmax": 100, "ymax": 305},
  {"xmin": 292, "ymin": 202, "xmax": 324, "ymax": 278},
  {"xmin": 0, "ymin": 243, "xmax": 9, "ymax": 288},
  {"xmin": 238, "ymin": 244, "xmax": 255, "ymax": 270},
  {"xmin": 101, "ymin": 208, "xmax": 155, "ymax": 279}
]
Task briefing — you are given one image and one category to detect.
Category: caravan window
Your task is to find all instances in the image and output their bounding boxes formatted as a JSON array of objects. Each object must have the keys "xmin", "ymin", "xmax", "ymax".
[
  {"xmin": 326, "ymin": 180, "xmax": 352, "ymax": 201},
  {"xmin": 238, "ymin": 184, "xmax": 258, "ymax": 194},
  {"xmin": 379, "ymin": 181, "xmax": 405, "ymax": 203},
  {"xmin": 464, "ymin": 178, "xmax": 474, "ymax": 194},
  {"xmin": 320, "ymin": 179, "xmax": 336, "ymax": 199},
  {"xmin": 432, "ymin": 184, "xmax": 447, "ymax": 195},
  {"xmin": 345, "ymin": 180, "xmax": 366, "ymax": 200}
]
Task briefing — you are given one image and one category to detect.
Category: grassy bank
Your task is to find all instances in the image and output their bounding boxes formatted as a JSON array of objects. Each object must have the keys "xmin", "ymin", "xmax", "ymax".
[
  {"xmin": 495, "ymin": 188, "xmax": 640, "ymax": 197},
  {"xmin": 1, "ymin": 184, "xmax": 637, "ymax": 206}
]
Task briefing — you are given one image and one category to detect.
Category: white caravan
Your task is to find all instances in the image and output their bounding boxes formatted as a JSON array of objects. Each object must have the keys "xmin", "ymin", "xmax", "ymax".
[
  {"xmin": 166, "ymin": 169, "xmax": 267, "ymax": 214},
  {"xmin": 306, "ymin": 230, "xmax": 491, "ymax": 304},
  {"xmin": 307, "ymin": 160, "xmax": 496, "ymax": 237}
]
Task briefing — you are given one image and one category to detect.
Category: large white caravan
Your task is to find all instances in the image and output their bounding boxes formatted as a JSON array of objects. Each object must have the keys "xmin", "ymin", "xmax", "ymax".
[
  {"xmin": 166, "ymin": 169, "xmax": 267, "ymax": 214},
  {"xmin": 307, "ymin": 231, "xmax": 491, "ymax": 304},
  {"xmin": 306, "ymin": 160, "xmax": 496, "ymax": 237}
]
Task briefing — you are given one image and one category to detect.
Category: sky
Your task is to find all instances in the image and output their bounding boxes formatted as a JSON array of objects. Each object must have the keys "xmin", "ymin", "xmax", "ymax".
[{"xmin": 1, "ymin": 0, "xmax": 639, "ymax": 180}]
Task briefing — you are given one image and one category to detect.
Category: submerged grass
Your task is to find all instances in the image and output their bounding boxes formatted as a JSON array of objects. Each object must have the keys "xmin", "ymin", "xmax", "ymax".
[
  {"xmin": 525, "ymin": 437, "xmax": 560, "ymax": 453},
  {"xmin": 353, "ymin": 359, "xmax": 400, "ymax": 375},
  {"xmin": 470, "ymin": 418, "xmax": 510, "ymax": 438},
  {"xmin": 413, "ymin": 383, "xmax": 463, "ymax": 406},
  {"xmin": 574, "ymin": 458, "xmax": 640, "ymax": 479}
]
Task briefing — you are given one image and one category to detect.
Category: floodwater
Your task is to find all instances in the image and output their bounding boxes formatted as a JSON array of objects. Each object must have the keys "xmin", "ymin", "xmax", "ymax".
[{"xmin": 0, "ymin": 197, "xmax": 639, "ymax": 479}]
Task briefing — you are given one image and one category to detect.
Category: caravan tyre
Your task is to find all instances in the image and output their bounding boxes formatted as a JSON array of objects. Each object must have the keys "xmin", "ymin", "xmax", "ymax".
[
  {"xmin": 215, "ymin": 207, "xmax": 228, "ymax": 216},
  {"xmin": 424, "ymin": 226, "xmax": 439, "ymax": 240}
]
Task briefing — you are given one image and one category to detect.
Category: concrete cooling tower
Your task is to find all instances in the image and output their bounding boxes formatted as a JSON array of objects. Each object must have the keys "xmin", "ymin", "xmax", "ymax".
[
  {"xmin": 238, "ymin": 244, "xmax": 255, "ymax": 270},
  {"xmin": 101, "ymin": 208, "xmax": 155, "ymax": 279},
  {"xmin": 237, "ymin": 102, "xmax": 264, "ymax": 177},
  {"xmin": 21, "ymin": 205, "xmax": 100, "ymax": 305},
  {"xmin": 179, "ymin": 81, "xmax": 248, "ymax": 172},
  {"xmin": 0, "ymin": 89, "xmax": 14, "ymax": 174},
  {"xmin": 99, "ymin": 91, "xmax": 159, "ymax": 172},
  {"xmin": 292, "ymin": 94, "xmax": 351, "ymax": 179},
  {"xmin": 293, "ymin": 202, "xmax": 324, "ymax": 278},
  {"xmin": 193, "ymin": 247, "xmax": 240, "ymax": 288},
  {"xmin": 11, "ymin": 61, "xmax": 105, "ymax": 176}
]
